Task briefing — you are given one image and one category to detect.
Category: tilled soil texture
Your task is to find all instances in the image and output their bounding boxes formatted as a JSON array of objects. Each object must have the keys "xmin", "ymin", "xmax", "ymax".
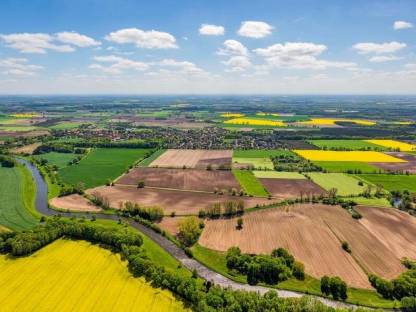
[
  {"xmin": 370, "ymin": 152, "xmax": 416, "ymax": 173},
  {"xmin": 149, "ymin": 149, "xmax": 233, "ymax": 169},
  {"xmin": 117, "ymin": 167, "xmax": 241, "ymax": 193},
  {"xmin": 280, "ymin": 140, "xmax": 320, "ymax": 150},
  {"xmin": 259, "ymin": 178, "xmax": 327, "ymax": 199},
  {"xmin": 50, "ymin": 194, "xmax": 101, "ymax": 212},
  {"xmin": 86, "ymin": 185, "xmax": 270, "ymax": 215},
  {"xmin": 199, "ymin": 204, "xmax": 414, "ymax": 288}
]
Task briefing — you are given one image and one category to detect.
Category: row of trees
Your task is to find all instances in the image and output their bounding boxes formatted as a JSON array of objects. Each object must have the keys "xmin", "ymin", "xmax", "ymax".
[
  {"xmin": 320, "ymin": 276, "xmax": 348, "ymax": 300},
  {"xmin": 226, "ymin": 247, "xmax": 305, "ymax": 286},
  {"xmin": 121, "ymin": 201, "xmax": 164, "ymax": 222},
  {"xmin": 369, "ymin": 268, "xmax": 416, "ymax": 300},
  {"xmin": 200, "ymin": 201, "xmax": 245, "ymax": 219}
]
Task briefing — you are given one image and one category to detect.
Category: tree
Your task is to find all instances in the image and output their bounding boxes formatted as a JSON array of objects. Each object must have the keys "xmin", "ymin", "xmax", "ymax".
[
  {"xmin": 178, "ymin": 216, "xmax": 202, "ymax": 247},
  {"xmin": 328, "ymin": 188, "xmax": 338, "ymax": 199},
  {"xmin": 341, "ymin": 241, "xmax": 351, "ymax": 253},
  {"xmin": 236, "ymin": 217, "xmax": 243, "ymax": 230},
  {"xmin": 137, "ymin": 180, "xmax": 145, "ymax": 188},
  {"xmin": 320, "ymin": 276, "xmax": 331, "ymax": 296}
]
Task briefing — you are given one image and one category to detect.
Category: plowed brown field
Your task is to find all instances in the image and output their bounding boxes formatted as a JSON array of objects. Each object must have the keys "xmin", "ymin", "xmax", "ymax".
[
  {"xmin": 150, "ymin": 149, "xmax": 232, "ymax": 169},
  {"xmin": 371, "ymin": 152, "xmax": 416, "ymax": 173},
  {"xmin": 116, "ymin": 167, "xmax": 240, "ymax": 192},
  {"xmin": 199, "ymin": 204, "xmax": 416, "ymax": 288},
  {"xmin": 86, "ymin": 185, "xmax": 269, "ymax": 215},
  {"xmin": 50, "ymin": 194, "xmax": 101, "ymax": 212},
  {"xmin": 259, "ymin": 178, "xmax": 326, "ymax": 199}
]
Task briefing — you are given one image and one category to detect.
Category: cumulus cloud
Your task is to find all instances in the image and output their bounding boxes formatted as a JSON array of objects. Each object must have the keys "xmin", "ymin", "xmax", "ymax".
[
  {"xmin": 369, "ymin": 55, "xmax": 401, "ymax": 63},
  {"xmin": 238, "ymin": 21, "xmax": 273, "ymax": 38},
  {"xmin": 254, "ymin": 42, "xmax": 355, "ymax": 70},
  {"xmin": 0, "ymin": 33, "xmax": 74, "ymax": 54},
  {"xmin": 0, "ymin": 57, "xmax": 43, "ymax": 76},
  {"xmin": 157, "ymin": 59, "xmax": 207, "ymax": 75},
  {"xmin": 353, "ymin": 41, "xmax": 406, "ymax": 54},
  {"xmin": 105, "ymin": 28, "xmax": 177, "ymax": 49},
  {"xmin": 199, "ymin": 24, "xmax": 224, "ymax": 36},
  {"xmin": 89, "ymin": 55, "xmax": 149, "ymax": 74},
  {"xmin": 393, "ymin": 21, "xmax": 413, "ymax": 30},
  {"xmin": 222, "ymin": 56, "xmax": 252, "ymax": 72},
  {"xmin": 55, "ymin": 31, "xmax": 101, "ymax": 47},
  {"xmin": 217, "ymin": 40, "xmax": 248, "ymax": 56}
]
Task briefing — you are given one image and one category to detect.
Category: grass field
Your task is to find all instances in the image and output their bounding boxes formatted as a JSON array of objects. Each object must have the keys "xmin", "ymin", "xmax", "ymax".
[
  {"xmin": 365, "ymin": 139, "xmax": 416, "ymax": 152},
  {"xmin": 138, "ymin": 149, "xmax": 165, "ymax": 167},
  {"xmin": 59, "ymin": 148, "xmax": 149, "ymax": 188},
  {"xmin": 34, "ymin": 152, "xmax": 78, "ymax": 169},
  {"xmin": 348, "ymin": 196, "xmax": 391, "ymax": 208},
  {"xmin": 0, "ymin": 165, "xmax": 39, "ymax": 230},
  {"xmin": 232, "ymin": 170, "xmax": 269, "ymax": 196},
  {"xmin": 314, "ymin": 161, "xmax": 382, "ymax": 173},
  {"xmin": 360, "ymin": 174, "xmax": 416, "ymax": 192},
  {"xmin": 295, "ymin": 150, "xmax": 405, "ymax": 162},
  {"xmin": 233, "ymin": 157, "xmax": 274, "ymax": 169},
  {"xmin": 233, "ymin": 149, "xmax": 292, "ymax": 158},
  {"xmin": 307, "ymin": 173, "xmax": 367, "ymax": 196},
  {"xmin": 253, "ymin": 171, "xmax": 306, "ymax": 179},
  {"xmin": 49, "ymin": 122, "xmax": 86, "ymax": 130},
  {"xmin": 309, "ymin": 140, "xmax": 385, "ymax": 150},
  {"xmin": 0, "ymin": 239, "xmax": 187, "ymax": 312}
]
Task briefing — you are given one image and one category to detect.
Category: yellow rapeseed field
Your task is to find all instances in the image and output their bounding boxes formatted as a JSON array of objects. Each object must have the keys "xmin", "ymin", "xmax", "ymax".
[
  {"xmin": 365, "ymin": 139, "xmax": 416, "ymax": 152},
  {"xmin": 256, "ymin": 112, "xmax": 279, "ymax": 117},
  {"xmin": 9, "ymin": 113, "xmax": 40, "ymax": 118},
  {"xmin": 220, "ymin": 113, "xmax": 245, "ymax": 118},
  {"xmin": 299, "ymin": 118, "xmax": 376, "ymax": 126},
  {"xmin": 224, "ymin": 118, "xmax": 286, "ymax": 127},
  {"xmin": 294, "ymin": 150, "xmax": 406, "ymax": 162},
  {"xmin": 0, "ymin": 239, "xmax": 187, "ymax": 312}
]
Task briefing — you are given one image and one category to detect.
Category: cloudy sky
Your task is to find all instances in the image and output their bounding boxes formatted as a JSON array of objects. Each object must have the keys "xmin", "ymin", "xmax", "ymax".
[{"xmin": 0, "ymin": 0, "xmax": 415, "ymax": 94}]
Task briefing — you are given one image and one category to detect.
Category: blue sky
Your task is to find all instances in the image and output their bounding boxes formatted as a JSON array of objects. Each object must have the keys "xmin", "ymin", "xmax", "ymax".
[{"xmin": 0, "ymin": 0, "xmax": 415, "ymax": 94}]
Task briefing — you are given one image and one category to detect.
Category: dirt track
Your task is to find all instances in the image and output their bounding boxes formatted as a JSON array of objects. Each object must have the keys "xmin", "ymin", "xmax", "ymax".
[
  {"xmin": 117, "ymin": 167, "xmax": 240, "ymax": 192},
  {"xmin": 259, "ymin": 178, "xmax": 326, "ymax": 199},
  {"xmin": 199, "ymin": 204, "xmax": 415, "ymax": 288}
]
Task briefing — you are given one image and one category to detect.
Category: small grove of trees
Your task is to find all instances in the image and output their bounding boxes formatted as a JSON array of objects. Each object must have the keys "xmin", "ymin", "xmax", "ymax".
[
  {"xmin": 320, "ymin": 276, "xmax": 348, "ymax": 301},
  {"xmin": 122, "ymin": 201, "xmax": 163, "ymax": 222},
  {"xmin": 226, "ymin": 247, "xmax": 305, "ymax": 286},
  {"xmin": 369, "ymin": 267, "xmax": 416, "ymax": 300},
  {"xmin": 200, "ymin": 200, "xmax": 244, "ymax": 219},
  {"xmin": 177, "ymin": 216, "xmax": 204, "ymax": 247},
  {"xmin": 91, "ymin": 192, "xmax": 111, "ymax": 209},
  {"xmin": 0, "ymin": 155, "xmax": 16, "ymax": 167}
]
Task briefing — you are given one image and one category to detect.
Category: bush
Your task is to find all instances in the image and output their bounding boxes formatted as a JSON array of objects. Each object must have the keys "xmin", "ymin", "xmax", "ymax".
[
  {"xmin": 178, "ymin": 217, "xmax": 203, "ymax": 247},
  {"xmin": 123, "ymin": 201, "xmax": 163, "ymax": 222}
]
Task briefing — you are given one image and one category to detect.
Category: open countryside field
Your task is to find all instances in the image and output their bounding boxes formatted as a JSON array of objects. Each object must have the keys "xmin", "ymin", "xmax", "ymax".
[
  {"xmin": 307, "ymin": 173, "xmax": 366, "ymax": 196},
  {"xmin": 253, "ymin": 171, "xmax": 305, "ymax": 179},
  {"xmin": 59, "ymin": 148, "xmax": 149, "ymax": 188},
  {"xmin": 50, "ymin": 194, "xmax": 101, "ymax": 212},
  {"xmin": 315, "ymin": 161, "xmax": 382, "ymax": 173},
  {"xmin": 309, "ymin": 140, "xmax": 385, "ymax": 150},
  {"xmin": 223, "ymin": 118, "xmax": 286, "ymax": 127},
  {"xmin": 0, "ymin": 239, "xmax": 187, "ymax": 312},
  {"xmin": 365, "ymin": 139, "xmax": 416, "ymax": 151},
  {"xmin": 0, "ymin": 166, "xmax": 38, "ymax": 230},
  {"xmin": 199, "ymin": 204, "xmax": 414, "ymax": 289},
  {"xmin": 86, "ymin": 185, "xmax": 269, "ymax": 215},
  {"xmin": 259, "ymin": 178, "xmax": 326, "ymax": 199},
  {"xmin": 116, "ymin": 167, "xmax": 240, "ymax": 193},
  {"xmin": 299, "ymin": 118, "xmax": 376, "ymax": 126},
  {"xmin": 10, "ymin": 143, "xmax": 41, "ymax": 155},
  {"xmin": 360, "ymin": 174, "xmax": 416, "ymax": 192},
  {"xmin": 233, "ymin": 149, "xmax": 293, "ymax": 158},
  {"xmin": 232, "ymin": 170, "xmax": 269, "ymax": 196},
  {"xmin": 295, "ymin": 150, "xmax": 405, "ymax": 162},
  {"xmin": 369, "ymin": 152, "xmax": 416, "ymax": 173},
  {"xmin": 233, "ymin": 157, "xmax": 274, "ymax": 169},
  {"xmin": 150, "ymin": 149, "xmax": 232, "ymax": 169},
  {"xmin": 34, "ymin": 152, "xmax": 78, "ymax": 169}
]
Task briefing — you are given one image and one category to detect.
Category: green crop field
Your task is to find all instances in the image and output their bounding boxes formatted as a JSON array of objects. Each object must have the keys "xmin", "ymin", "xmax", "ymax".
[
  {"xmin": 309, "ymin": 140, "xmax": 386, "ymax": 150},
  {"xmin": 253, "ymin": 171, "xmax": 306, "ymax": 179},
  {"xmin": 34, "ymin": 152, "xmax": 78, "ymax": 169},
  {"xmin": 0, "ymin": 165, "xmax": 39, "ymax": 230},
  {"xmin": 307, "ymin": 172, "xmax": 367, "ymax": 196},
  {"xmin": 233, "ymin": 157, "xmax": 274, "ymax": 170},
  {"xmin": 233, "ymin": 149, "xmax": 292, "ymax": 158},
  {"xmin": 232, "ymin": 170, "xmax": 269, "ymax": 196},
  {"xmin": 59, "ymin": 148, "xmax": 150, "ymax": 188},
  {"xmin": 314, "ymin": 161, "xmax": 382, "ymax": 173},
  {"xmin": 360, "ymin": 174, "xmax": 416, "ymax": 192},
  {"xmin": 49, "ymin": 122, "xmax": 86, "ymax": 130},
  {"xmin": 348, "ymin": 196, "xmax": 391, "ymax": 208}
]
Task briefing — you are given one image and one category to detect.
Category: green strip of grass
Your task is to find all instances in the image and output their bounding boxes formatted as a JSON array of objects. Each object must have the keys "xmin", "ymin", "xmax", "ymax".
[
  {"xmin": 308, "ymin": 140, "xmax": 386, "ymax": 150},
  {"xmin": 19, "ymin": 164, "xmax": 41, "ymax": 219},
  {"xmin": 233, "ymin": 149, "xmax": 293, "ymax": 158},
  {"xmin": 253, "ymin": 171, "xmax": 306, "ymax": 179},
  {"xmin": 314, "ymin": 161, "xmax": 383, "ymax": 173},
  {"xmin": 307, "ymin": 173, "xmax": 367, "ymax": 196},
  {"xmin": 138, "ymin": 149, "xmax": 166, "ymax": 167},
  {"xmin": 360, "ymin": 174, "xmax": 416, "ymax": 193},
  {"xmin": 232, "ymin": 170, "xmax": 269, "ymax": 197}
]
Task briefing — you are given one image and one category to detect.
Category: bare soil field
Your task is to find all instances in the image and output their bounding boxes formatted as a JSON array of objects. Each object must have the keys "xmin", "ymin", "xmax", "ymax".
[
  {"xmin": 10, "ymin": 143, "xmax": 41, "ymax": 155},
  {"xmin": 280, "ymin": 140, "xmax": 319, "ymax": 150},
  {"xmin": 150, "ymin": 149, "xmax": 233, "ymax": 169},
  {"xmin": 371, "ymin": 152, "xmax": 416, "ymax": 173},
  {"xmin": 0, "ymin": 130, "xmax": 49, "ymax": 138},
  {"xmin": 86, "ymin": 185, "xmax": 269, "ymax": 215},
  {"xmin": 157, "ymin": 217, "xmax": 185, "ymax": 236},
  {"xmin": 259, "ymin": 178, "xmax": 326, "ymax": 199},
  {"xmin": 50, "ymin": 194, "xmax": 101, "ymax": 212},
  {"xmin": 199, "ymin": 204, "xmax": 415, "ymax": 288},
  {"xmin": 116, "ymin": 167, "xmax": 240, "ymax": 192}
]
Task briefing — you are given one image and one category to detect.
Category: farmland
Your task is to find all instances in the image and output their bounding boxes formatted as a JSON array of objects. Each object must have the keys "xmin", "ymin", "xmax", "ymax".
[
  {"xmin": 34, "ymin": 152, "xmax": 78, "ymax": 169},
  {"xmin": 314, "ymin": 161, "xmax": 382, "ymax": 173},
  {"xmin": 232, "ymin": 157, "xmax": 274, "ymax": 169},
  {"xmin": 233, "ymin": 149, "xmax": 293, "ymax": 158},
  {"xmin": 253, "ymin": 171, "xmax": 305, "ymax": 179},
  {"xmin": 299, "ymin": 118, "xmax": 376, "ymax": 126},
  {"xmin": 232, "ymin": 170, "xmax": 269, "ymax": 197},
  {"xmin": 295, "ymin": 150, "xmax": 405, "ymax": 162},
  {"xmin": 0, "ymin": 166, "xmax": 38, "ymax": 230},
  {"xmin": 199, "ymin": 204, "xmax": 416, "ymax": 289},
  {"xmin": 0, "ymin": 239, "xmax": 187, "ymax": 312},
  {"xmin": 309, "ymin": 140, "xmax": 385, "ymax": 150},
  {"xmin": 223, "ymin": 118, "xmax": 286, "ymax": 127},
  {"xmin": 365, "ymin": 139, "xmax": 416, "ymax": 151},
  {"xmin": 59, "ymin": 148, "xmax": 149, "ymax": 188},
  {"xmin": 259, "ymin": 178, "xmax": 326, "ymax": 199},
  {"xmin": 360, "ymin": 174, "xmax": 416, "ymax": 192},
  {"xmin": 307, "ymin": 173, "xmax": 367, "ymax": 196}
]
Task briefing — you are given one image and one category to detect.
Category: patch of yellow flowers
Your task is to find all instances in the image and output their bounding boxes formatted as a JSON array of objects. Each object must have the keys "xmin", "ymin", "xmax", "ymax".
[
  {"xmin": 299, "ymin": 118, "xmax": 376, "ymax": 126},
  {"xmin": 10, "ymin": 113, "xmax": 40, "ymax": 118},
  {"xmin": 294, "ymin": 150, "xmax": 406, "ymax": 162},
  {"xmin": 224, "ymin": 118, "xmax": 286, "ymax": 127},
  {"xmin": 365, "ymin": 140, "xmax": 416, "ymax": 152},
  {"xmin": 220, "ymin": 113, "xmax": 245, "ymax": 118}
]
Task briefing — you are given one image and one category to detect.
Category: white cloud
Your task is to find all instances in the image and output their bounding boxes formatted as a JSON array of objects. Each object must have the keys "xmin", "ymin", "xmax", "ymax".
[
  {"xmin": 217, "ymin": 40, "xmax": 248, "ymax": 56},
  {"xmin": 55, "ymin": 31, "xmax": 101, "ymax": 47},
  {"xmin": 405, "ymin": 63, "xmax": 416, "ymax": 69},
  {"xmin": 0, "ymin": 57, "xmax": 43, "ymax": 76},
  {"xmin": 393, "ymin": 21, "xmax": 413, "ymax": 30},
  {"xmin": 157, "ymin": 59, "xmax": 208, "ymax": 75},
  {"xmin": 199, "ymin": 24, "xmax": 224, "ymax": 36},
  {"xmin": 353, "ymin": 41, "xmax": 406, "ymax": 54},
  {"xmin": 0, "ymin": 33, "xmax": 74, "ymax": 54},
  {"xmin": 105, "ymin": 28, "xmax": 177, "ymax": 49},
  {"xmin": 222, "ymin": 56, "xmax": 252, "ymax": 72},
  {"xmin": 369, "ymin": 55, "xmax": 401, "ymax": 63},
  {"xmin": 254, "ymin": 42, "xmax": 355, "ymax": 70},
  {"xmin": 90, "ymin": 55, "xmax": 149, "ymax": 74},
  {"xmin": 238, "ymin": 21, "xmax": 273, "ymax": 38}
]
